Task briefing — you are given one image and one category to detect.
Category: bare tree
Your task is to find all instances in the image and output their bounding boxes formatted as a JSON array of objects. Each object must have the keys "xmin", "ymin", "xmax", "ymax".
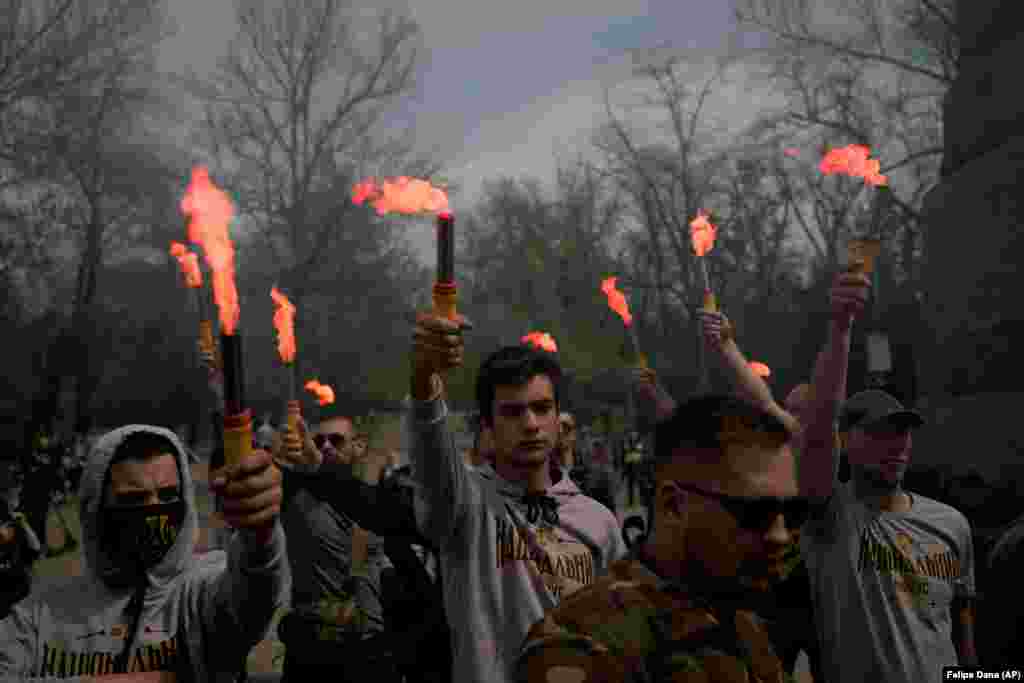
[
  {"xmin": 4, "ymin": 0, "xmax": 179, "ymax": 437},
  {"xmin": 184, "ymin": 0, "xmax": 433, "ymax": 375},
  {"xmin": 734, "ymin": 0, "xmax": 955, "ymax": 292},
  {"xmin": 593, "ymin": 56, "xmax": 748, "ymax": 387}
]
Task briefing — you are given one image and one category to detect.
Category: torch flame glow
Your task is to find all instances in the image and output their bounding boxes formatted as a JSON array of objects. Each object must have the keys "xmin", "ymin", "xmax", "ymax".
[
  {"xmin": 689, "ymin": 210, "xmax": 718, "ymax": 257},
  {"xmin": 169, "ymin": 242, "xmax": 202, "ymax": 288},
  {"xmin": 819, "ymin": 144, "xmax": 887, "ymax": 186},
  {"xmin": 304, "ymin": 379, "xmax": 335, "ymax": 406},
  {"xmin": 749, "ymin": 361, "xmax": 771, "ymax": 378},
  {"xmin": 180, "ymin": 166, "xmax": 240, "ymax": 334},
  {"xmin": 521, "ymin": 332, "xmax": 558, "ymax": 353},
  {"xmin": 600, "ymin": 277, "xmax": 633, "ymax": 326},
  {"xmin": 270, "ymin": 287, "xmax": 296, "ymax": 364},
  {"xmin": 352, "ymin": 176, "xmax": 450, "ymax": 216}
]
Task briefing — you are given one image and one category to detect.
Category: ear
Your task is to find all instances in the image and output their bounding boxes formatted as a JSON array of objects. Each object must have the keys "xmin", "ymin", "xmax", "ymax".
[{"xmin": 655, "ymin": 480, "xmax": 688, "ymax": 529}]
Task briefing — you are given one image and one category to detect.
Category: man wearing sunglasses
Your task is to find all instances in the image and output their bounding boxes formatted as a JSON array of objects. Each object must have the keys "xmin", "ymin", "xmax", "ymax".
[
  {"xmin": 274, "ymin": 413, "xmax": 398, "ymax": 683},
  {"xmin": 516, "ymin": 394, "xmax": 803, "ymax": 682}
]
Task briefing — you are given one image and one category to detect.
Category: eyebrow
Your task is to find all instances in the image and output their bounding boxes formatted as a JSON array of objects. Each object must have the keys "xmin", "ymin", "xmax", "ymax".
[
  {"xmin": 497, "ymin": 399, "xmax": 555, "ymax": 409},
  {"xmin": 114, "ymin": 486, "xmax": 180, "ymax": 497}
]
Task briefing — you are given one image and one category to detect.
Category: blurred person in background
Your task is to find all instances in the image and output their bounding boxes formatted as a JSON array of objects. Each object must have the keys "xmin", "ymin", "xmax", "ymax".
[
  {"xmin": 1, "ymin": 472, "xmax": 42, "ymax": 619},
  {"xmin": 978, "ymin": 511, "xmax": 1024, "ymax": 667},
  {"xmin": 273, "ymin": 412, "xmax": 398, "ymax": 683}
]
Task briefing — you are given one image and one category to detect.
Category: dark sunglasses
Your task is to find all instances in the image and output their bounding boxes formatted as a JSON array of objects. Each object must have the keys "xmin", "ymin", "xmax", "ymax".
[
  {"xmin": 313, "ymin": 433, "xmax": 351, "ymax": 450},
  {"xmin": 675, "ymin": 482, "xmax": 810, "ymax": 532}
]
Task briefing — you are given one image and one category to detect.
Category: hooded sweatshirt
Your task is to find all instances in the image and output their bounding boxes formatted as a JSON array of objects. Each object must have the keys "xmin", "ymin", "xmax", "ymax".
[
  {"xmin": 0, "ymin": 425, "xmax": 289, "ymax": 682},
  {"xmin": 409, "ymin": 398, "xmax": 627, "ymax": 683}
]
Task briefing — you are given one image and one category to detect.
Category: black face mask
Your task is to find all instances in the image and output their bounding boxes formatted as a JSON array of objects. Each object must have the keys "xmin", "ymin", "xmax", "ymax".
[{"xmin": 101, "ymin": 500, "xmax": 185, "ymax": 581}]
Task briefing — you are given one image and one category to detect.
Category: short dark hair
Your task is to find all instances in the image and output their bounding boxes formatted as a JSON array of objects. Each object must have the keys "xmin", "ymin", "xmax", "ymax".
[
  {"xmin": 476, "ymin": 345, "xmax": 563, "ymax": 426},
  {"xmin": 111, "ymin": 432, "xmax": 179, "ymax": 466},
  {"xmin": 653, "ymin": 394, "xmax": 790, "ymax": 467}
]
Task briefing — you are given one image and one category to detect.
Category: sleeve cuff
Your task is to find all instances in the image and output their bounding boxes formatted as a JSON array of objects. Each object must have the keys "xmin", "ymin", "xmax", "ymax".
[{"xmin": 412, "ymin": 396, "xmax": 447, "ymax": 424}]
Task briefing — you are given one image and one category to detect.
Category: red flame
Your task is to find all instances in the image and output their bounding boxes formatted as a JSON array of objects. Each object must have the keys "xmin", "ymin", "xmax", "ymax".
[
  {"xmin": 169, "ymin": 242, "xmax": 202, "ymax": 288},
  {"xmin": 304, "ymin": 379, "xmax": 335, "ymax": 406},
  {"xmin": 521, "ymin": 332, "xmax": 558, "ymax": 353},
  {"xmin": 749, "ymin": 361, "xmax": 771, "ymax": 378},
  {"xmin": 271, "ymin": 287, "xmax": 296, "ymax": 364},
  {"xmin": 352, "ymin": 176, "xmax": 450, "ymax": 216},
  {"xmin": 819, "ymin": 144, "xmax": 887, "ymax": 186},
  {"xmin": 601, "ymin": 277, "xmax": 633, "ymax": 326},
  {"xmin": 689, "ymin": 210, "xmax": 718, "ymax": 257},
  {"xmin": 180, "ymin": 166, "xmax": 240, "ymax": 334}
]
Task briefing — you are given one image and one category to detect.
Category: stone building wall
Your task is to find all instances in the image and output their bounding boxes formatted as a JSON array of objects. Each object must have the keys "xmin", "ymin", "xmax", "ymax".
[{"xmin": 917, "ymin": 1, "xmax": 1024, "ymax": 481}]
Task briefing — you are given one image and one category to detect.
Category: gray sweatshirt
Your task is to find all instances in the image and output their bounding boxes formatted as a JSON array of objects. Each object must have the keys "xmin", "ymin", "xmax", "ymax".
[
  {"xmin": 409, "ymin": 398, "xmax": 627, "ymax": 683},
  {"xmin": 0, "ymin": 425, "xmax": 289, "ymax": 682}
]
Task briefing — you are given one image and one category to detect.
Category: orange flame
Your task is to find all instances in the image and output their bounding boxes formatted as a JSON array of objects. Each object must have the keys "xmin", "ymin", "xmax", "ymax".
[
  {"xmin": 304, "ymin": 379, "xmax": 335, "ymax": 406},
  {"xmin": 749, "ymin": 361, "xmax": 771, "ymax": 378},
  {"xmin": 352, "ymin": 176, "xmax": 450, "ymax": 216},
  {"xmin": 169, "ymin": 242, "xmax": 202, "ymax": 288},
  {"xmin": 270, "ymin": 287, "xmax": 296, "ymax": 364},
  {"xmin": 689, "ymin": 210, "xmax": 718, "ymax": 257},
  {"xmin": 601, "ymin": 277, "xmax": 633, "ymax": 327},
  {"xmin": 819, "ymin": 144, "xmax": 887, "ymax": 186},
  {"xmin": 521, "ymin": 332, "xmax": 558, "ymax": 353},
  {"xmin": 180, "ymin": 166, "xmax": 240, "ymax": 334}
]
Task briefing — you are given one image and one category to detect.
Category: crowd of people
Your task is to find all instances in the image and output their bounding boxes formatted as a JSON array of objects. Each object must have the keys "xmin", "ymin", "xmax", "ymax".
[{"xmin": 1, "ymin": 268, "xmax": 1022, "ymax": 681}]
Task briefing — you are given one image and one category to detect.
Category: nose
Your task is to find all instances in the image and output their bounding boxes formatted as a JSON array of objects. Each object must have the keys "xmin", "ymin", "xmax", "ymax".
[
  {"xmin": 763, "ymin": 513, "xmax": 793, "ymax": 547},
  {"xmin": 523, "ymin": 408, "xmax": 541, "ymax": 431}
]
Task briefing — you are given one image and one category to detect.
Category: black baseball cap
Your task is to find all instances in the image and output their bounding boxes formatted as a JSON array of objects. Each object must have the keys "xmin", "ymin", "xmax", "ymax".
[{"xmin": 840, "ymin": 390, "xmax": 925, "ymax": 432}]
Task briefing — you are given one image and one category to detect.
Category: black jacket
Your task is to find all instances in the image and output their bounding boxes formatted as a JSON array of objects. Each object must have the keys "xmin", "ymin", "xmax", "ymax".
[{"xmin": 289, "ymin": 464, "xmax": 452, "ymax": 681}]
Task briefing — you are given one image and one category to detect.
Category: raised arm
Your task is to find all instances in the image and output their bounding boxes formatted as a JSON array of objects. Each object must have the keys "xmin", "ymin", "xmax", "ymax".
[
  {"xmin": 799, "ymin": 272, "xmax": 871, "ymax": 499},
  {"xmin": 205, "ymin": 450, "xmax": 289, "ymax": 667},
  {"xmin": 631, "ymin": 366, "xmax": 677, "ymax": 425},
  {"xmin": 699, "ymin": 311, "xmax": 800, "ymax": 436},
  {"xmin": 408, "ymin": 311, "xmax": 478, "ymax": 548}
]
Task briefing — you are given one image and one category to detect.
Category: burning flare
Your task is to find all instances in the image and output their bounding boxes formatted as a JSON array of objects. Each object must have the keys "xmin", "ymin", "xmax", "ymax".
[
  {"xmin": 689, "ymin": 210, "xmax": 718, "ymax": 257},
  {"xmin": 181, "ymin": 166, "xmax": 240, "ymax": 334},
  {"xmin": 819, "ymin": 144, "xmax": 887, "ymax": 186},
  {"xmin": 749, "ymin": 361, "xmax": 771, "ymax": 378},
  {"xmin": 270, "ymin": 287, "xmax": 296, "ymax": 364},
  {"xmin": 352, "ymin": 176, "xmax": 450, "ymax": 216},
  {"xmin": 304, "ymin": 380, "xmax": 335, "ymax": 406},
  {"xmin": 169, "ymin": 242, "xmax": 202, "ymax": 288},
  {"xmin": 521, "ymin": 332, "xmax": 558, "ymax": 353},
  {"xmin": 601, "ymin": 277, "xmax": 633, "ymax": 326}
]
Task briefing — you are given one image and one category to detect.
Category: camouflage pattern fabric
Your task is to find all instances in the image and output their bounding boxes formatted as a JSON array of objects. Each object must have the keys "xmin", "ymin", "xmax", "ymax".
[{"xmin": 514, "ymin": 557, "xmax": 793, "ymax": 683}]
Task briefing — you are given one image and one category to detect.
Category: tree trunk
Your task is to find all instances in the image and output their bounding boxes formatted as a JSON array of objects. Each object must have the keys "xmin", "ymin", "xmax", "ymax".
[{"xmin": 67, "ymin": 212, "xmax": 104, "ymax": 441}]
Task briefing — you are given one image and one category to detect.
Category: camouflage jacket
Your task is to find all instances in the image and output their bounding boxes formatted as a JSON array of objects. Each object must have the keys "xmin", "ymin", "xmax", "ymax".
[{"xmin": 514, "ymin": 555, "xmax": 793, "ymax": 683}]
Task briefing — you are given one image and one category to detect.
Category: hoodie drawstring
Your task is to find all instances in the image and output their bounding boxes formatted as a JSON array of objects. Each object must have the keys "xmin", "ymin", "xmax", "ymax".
[{"xmin": 114, "ymin": 583, "xmax": 147, "ymax": 673}]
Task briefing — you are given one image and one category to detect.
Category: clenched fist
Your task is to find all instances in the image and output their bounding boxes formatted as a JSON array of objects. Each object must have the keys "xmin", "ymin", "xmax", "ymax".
[
  {"xmin": 830, "ymin": 271, "xmax": 872, "ymax": 329},
  {"xmin": 698, "ymin": 310, "xmax": 735, "ymax": 348},
  {"xmin": 271, "ymin": 415, "xmax": 322, "ymax": 472},
  {"xmin": 411, "ymin": 311, "xmax": 472, "ymax": 398}
]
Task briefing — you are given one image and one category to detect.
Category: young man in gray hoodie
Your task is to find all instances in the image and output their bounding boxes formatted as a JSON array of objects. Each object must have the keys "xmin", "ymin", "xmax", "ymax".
[
  {"xmin": 0, "ymin": 425, "xmax": 289, "ymax": 682},
  {"xmin": 409, "ymin": 312, "xmax": 627, "ymax": 683}
]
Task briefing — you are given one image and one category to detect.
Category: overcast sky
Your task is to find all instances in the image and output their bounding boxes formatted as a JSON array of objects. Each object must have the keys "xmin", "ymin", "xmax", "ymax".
[{"xmin": 155, "ymin": 0, "xmax": 775, "ymax": 259}]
